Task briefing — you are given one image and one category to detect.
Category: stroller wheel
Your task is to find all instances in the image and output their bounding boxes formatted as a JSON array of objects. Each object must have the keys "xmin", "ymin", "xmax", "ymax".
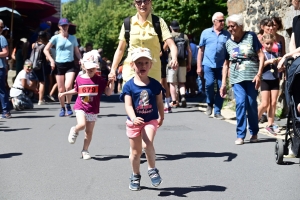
[{"xmin": 275, "ymin": 139, "xmax": 284, "ymax": 164}]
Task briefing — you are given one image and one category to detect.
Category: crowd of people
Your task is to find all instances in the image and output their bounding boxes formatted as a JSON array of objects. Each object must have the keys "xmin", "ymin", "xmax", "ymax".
[{"xmin": 2, "ymin": 0, "xmax": 300, "ymax": 192}]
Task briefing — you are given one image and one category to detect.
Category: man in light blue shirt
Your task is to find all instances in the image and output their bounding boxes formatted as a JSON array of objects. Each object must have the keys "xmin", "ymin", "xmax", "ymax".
[{"xmin": 197, "ymin": 12, "xmax": 230, "ymax": 119}]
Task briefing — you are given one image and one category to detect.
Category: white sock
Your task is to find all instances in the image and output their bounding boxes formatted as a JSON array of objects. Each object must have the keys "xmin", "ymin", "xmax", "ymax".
[
  {"xmin": 148, "ymin": 167, "xmax": 156, "ymax": 171},
  {"xmin": 165, "ymin": 97, "xmax": 171, "ymax": 108}
]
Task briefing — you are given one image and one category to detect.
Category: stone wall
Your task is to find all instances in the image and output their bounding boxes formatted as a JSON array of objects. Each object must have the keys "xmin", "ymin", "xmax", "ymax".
[
  {"xmin": 227, "ymin": 0, "xmax": 300, "ymax": 53},
  {"xmin": 45, "ymin": 0, "xmax": 61, "ymax": 18}
]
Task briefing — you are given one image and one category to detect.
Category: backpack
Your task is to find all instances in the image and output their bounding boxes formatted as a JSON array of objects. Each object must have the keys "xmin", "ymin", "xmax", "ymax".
[
  {"xmin": 174, "ymin": 33, "xmax": 187, "ymax": 61},
  {"xmin": 124, "ymin": 14, "xmax": 163, "ymax": 49},
  {"xmin": 29, "ymin": 43, "xmax": 45, "ymax": 70}
]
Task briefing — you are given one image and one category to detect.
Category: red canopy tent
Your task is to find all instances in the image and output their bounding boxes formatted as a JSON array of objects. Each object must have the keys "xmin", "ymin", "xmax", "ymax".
[{"xmin": 0, "ymin": 0, "xmax": 57, "ymax": 52}]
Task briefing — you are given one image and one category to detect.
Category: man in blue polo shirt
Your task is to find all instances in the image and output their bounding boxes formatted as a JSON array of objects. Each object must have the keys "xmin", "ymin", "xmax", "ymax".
[{"xmin": 197, "ymin": 12, "xmax": 230, "ymax": 119}]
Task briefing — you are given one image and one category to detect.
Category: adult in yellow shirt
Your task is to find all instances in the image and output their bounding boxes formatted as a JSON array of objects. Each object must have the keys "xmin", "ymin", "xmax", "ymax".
[{"xmin": 109, "ymin": 0, "xmax": 178, "ymax": 82}]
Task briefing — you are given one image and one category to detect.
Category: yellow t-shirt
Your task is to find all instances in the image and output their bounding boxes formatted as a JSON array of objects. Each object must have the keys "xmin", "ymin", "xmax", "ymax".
[{"xmin": 118, "ymin": 13, "xmax": 172, "ymax": 82}]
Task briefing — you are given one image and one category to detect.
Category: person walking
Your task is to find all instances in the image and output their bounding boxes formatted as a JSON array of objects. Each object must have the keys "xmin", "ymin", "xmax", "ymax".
[
  {"xmin": 167, "ymin": 20, "xmax": 192, "ymax": 108},
  {"xmin": 197, "ymin": 12, "xmax": 230, "ymax": 119},
  {"xmin": 58, "ymin": 50, "xmax": 114, "ymax": 159},
  {"xmin": 220, "ymin": 14, "xmax": 264, "ymax": 145},
  {"xmin": 120, "ymin": 47, "xmax": 164, "ymax": 191},
  {"xmin": 108, "ymin": 0, "xmax": 178, "ymax": 83},
  {"xmin": 43, "ymin": 18, "xmax": 82, "ymax": 117}
]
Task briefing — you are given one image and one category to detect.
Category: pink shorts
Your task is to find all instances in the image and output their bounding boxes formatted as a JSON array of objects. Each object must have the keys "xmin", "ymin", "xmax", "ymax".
[{"xmin": 126, "ymin": 119, "xmax": 158, "ymax": 138}]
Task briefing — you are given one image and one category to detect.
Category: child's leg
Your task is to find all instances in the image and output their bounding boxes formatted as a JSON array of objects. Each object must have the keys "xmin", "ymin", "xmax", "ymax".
[
  {"xmin": 268, "ymin": 89, "xmax": 279, "ymax": 125},
  {"xmin": 129, "ymin": 135, "xmax": 143, "ymax": 174},
  {"xmin": 142, "ymin": 127, "xmax": 156, "ymax": 169},
  {"xmin": 82, "ymin": 121, "xmax": 96, "ymax": 151},
  {"xmin": 75, "ymin": 111, "xmax": 86, "ymax": 132}
]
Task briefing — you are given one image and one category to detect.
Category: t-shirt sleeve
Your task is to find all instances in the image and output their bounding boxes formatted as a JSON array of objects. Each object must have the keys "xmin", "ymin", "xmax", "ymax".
[
  {"xmin": 225, "ymin": 41, "xmax": 230, "ymax": 60},
  {"xmin": 249, "ymin": 32, "xmax": 262, "ymax": 52},
  {"xmin": 0, "ymin": 36, "xmax": 8, "ymax": 48},
  {"xmin": 154, "ymin": 79, "xmax": 164, "ymax": 95},
  {"xmin": 119, "ymin": 81, "xmax": 131, "ymax": 102},
  {"xmin": 19, "ymin": 70, "xmax": 27, "ymax": 80},
  {"xmin": 118, "ymin": 24, "xmax": 126, "ymax": 41},
  {"xmin": 74, "ymin": 77, "xmax": 79, "ymax": 92},
  {"xmin": 159, "ymin": 17, "xmax": 172, "ymax": 41},
  {"xmin": 49, "ymin": 35, "xmax": 57, "ymax": 46},
  {"xmin": 72, "ymin": 35, "xmax": 78, "ymax": 47},
  {"xmin": 199, "ymin": 29, "xmax": 206, "ymax": 47}
]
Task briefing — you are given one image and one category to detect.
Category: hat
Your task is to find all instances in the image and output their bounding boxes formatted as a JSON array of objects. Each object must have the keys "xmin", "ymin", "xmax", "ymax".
[
  {"xmin": 170, "ymin": 20, "xmax": 180, "ymax": 30},
  {"xmin": 82, "ymin": 50, "xmax": 100, "ymax": 69},
  {"xmin": 20, "ymin": 38, "xmax": 27, "ymax": 43},
  {"xmin": 58, "ymin": 18, "xmax": 70, "ymax": 26},
  {"xmin": 131, "ymin": 48, "xmax": 152, "ymax": 62}
]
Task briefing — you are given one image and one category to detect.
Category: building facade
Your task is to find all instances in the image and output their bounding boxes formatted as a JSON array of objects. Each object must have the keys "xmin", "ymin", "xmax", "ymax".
[{"xmin": 45, "ymin": 0, "xmax": 61, "ymax": 18}]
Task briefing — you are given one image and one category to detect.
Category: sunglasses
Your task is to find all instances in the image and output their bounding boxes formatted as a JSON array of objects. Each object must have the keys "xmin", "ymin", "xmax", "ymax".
[
  {"xmin": 25, "ymin": 65, "xmax": 32, "ymax": 69},
  {"xmin": 135, "ymin": 0, "xmax": 151, "ymax": 6},
  {"xmin": 215, "ymin": 19, "xmax": 225, "ymax": 23},
  {"xmin": 227, "ymin": 24, "xmax": 237, "ymax": 29}
]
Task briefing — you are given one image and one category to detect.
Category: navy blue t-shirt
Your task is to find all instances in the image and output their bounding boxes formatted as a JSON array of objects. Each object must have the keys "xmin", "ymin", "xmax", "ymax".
[
  {"xmin": 120, "ymin": 77, "xmax": 163, "ymax": 122},
  {"xmin": 262, "ymin": 51, "xmax": 278, "ymax": 80}
]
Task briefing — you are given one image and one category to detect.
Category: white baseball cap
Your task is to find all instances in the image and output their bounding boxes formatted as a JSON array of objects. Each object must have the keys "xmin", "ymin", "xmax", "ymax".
[
  {"xmin": 131, "ymin": 48, "xmax": 152, "ymax": 62},
  {"xmin": 82, "ymin": 50, "xmax": 100, "ymax": 69}
]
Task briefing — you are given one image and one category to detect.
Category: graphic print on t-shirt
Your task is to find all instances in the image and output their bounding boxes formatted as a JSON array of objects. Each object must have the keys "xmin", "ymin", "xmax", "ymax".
[
  {"xmin": 136, "ymin": 90, "xmax": 153, "ymax": 114},
  {"xmin": 78, "ymin": 84, "xmax": 99, "ymax": 103}
]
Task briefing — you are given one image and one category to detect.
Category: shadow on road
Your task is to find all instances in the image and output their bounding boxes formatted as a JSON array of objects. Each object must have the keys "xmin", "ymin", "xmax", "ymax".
[
  {"xmin": 0, "ymin": 152, "xmax": 22, "ymax": 159},
  {"xmin": 141, "ymin": 185, "xmax": 226, "ymax": 197},
  {"xmin": 140, "ymin": 151, "xmax": 237, "ymax": 164},
  {"xmin": 12, "ymin": 115, "xmax": 55, "ymax": 119},
  {"xmin": 0, "ymin": 128, "xmax": 31, "ymax": 132},
  {"xmin": 92, "ymin": 155, "xmax": 128, "ymax": 161}
]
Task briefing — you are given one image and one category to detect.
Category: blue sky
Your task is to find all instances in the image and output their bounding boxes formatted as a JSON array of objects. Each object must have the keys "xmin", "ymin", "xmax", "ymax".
[{"xmin": 61, "ymin": 0, "xmax": 70, "ymax": 3}]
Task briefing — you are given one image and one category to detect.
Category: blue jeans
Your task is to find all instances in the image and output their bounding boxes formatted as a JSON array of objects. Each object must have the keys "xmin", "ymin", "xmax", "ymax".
[
  {"xmin": 204, "ymin": 66, "xmax": 223, "ymax": 114},
  {"xmin": 0, "ymin": 67, "xmax": 10, "ymax": 113},
  {"xmin": 232, "ymin": 81, "xmax": 259, "ymax": 139}
]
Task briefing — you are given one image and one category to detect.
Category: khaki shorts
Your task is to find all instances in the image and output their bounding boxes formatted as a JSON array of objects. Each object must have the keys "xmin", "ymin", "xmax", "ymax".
[{"xmin": 166, "ymin": 66, "xmax": 187, "ymax": 83}]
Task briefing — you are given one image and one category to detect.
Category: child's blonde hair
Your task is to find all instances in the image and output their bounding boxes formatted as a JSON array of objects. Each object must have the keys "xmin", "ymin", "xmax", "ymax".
[{"xmin": 262, "ymin": 34, "xmax": 276, "ymax": 43}]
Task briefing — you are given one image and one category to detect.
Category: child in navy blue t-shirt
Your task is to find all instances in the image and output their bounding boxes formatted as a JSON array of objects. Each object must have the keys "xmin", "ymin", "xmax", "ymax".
[{"xmin": 120, "ymin": 48, "xmax": 164, "ymax": 191}]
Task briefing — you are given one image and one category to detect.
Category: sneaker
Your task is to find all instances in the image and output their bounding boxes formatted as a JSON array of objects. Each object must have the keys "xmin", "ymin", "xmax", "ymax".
[
  {"xmin": 214, "ymin": 113, "xmax": 225, "ymax": 120},
  {"xmin": 235, "ymin": 138, "xmax": 244, "ymax": 145},
  {"xmin": 249, "ymin": 135, "xmax": 258, "ymax": 143},
  {"xmin": 265, "ymin": 125, "xmax": 277, "ymax": 136},
  {"xmin": 148, "ymin": 168, "xmax": 162, "ymax": 187},
  {"xmin": 181, "ymin": 97, "xmax": 187, "ymax": 108},
  {"xmin": 66, "ymin": 104, "xmax": 73, "ymax": 116},
  {"xmin": 164, "ymin": 107, "xmax": 172, "ymax": 113},
  {"xmin": 272, "ymin": 123, "xmax": 280, "ymax": 133},
  {"xmin": 81, "ymin": 151, "xmax": 91, "ymax": 160},
  {"xmin": 68, "ymin": 126, "xmax": 78, "ymax": 144},
  {"xmin": 59, "ymin": 107, "xmax": 66, "ymax": 117},
  {"xmin": 1, "ymin": 112, "xmax": 11, "ymax": 119},
  {"xmin": 38, "ymin": 100, "xmax": 47, "ymax": 105},
  {"xmin": 259, "ymin": 114, "xmax": 268, "ymax": 123},
  {"xmin": 206, "ymin": 105, "xmax": 212, "ymax": 116},
  {"xmin": 129, "ymin": 174, "xmax": 141, "ymax": 191},
  {"xmin": 47, "ymin": 95, "xmax": 56, "ymax": 102}
]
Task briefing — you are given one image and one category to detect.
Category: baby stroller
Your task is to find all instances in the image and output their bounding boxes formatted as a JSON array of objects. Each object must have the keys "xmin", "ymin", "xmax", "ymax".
[{"xmin": 275, "ymin": 57, "xmax": 300, "ymax": 164}]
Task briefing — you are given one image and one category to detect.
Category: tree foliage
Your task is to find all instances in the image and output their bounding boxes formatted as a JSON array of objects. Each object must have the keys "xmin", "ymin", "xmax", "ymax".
[{"xmin": 62, "ymin": 0, "xmax": 227, "ymax": 58}]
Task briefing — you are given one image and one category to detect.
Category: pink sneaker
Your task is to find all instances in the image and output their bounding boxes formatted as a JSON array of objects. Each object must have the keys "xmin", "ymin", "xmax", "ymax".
[{"xmin": 164, "ymin": 107, "xmax": 172, "ymax": 113}]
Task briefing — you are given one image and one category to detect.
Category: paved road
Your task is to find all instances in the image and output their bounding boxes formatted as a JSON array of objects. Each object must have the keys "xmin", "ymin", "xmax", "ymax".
[{"xmin": 1, "ymin": 95, "xmax": 299, "ymax": 200}]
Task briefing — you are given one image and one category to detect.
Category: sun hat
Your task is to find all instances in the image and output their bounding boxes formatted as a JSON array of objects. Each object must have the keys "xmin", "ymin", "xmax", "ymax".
[
  {"xmin": 131, "ymin": 48, "xmax": 152, "ymax": 62},
  {"xmin": 82, "ymin": 50, "xmax": 100, "ymax": 69}
]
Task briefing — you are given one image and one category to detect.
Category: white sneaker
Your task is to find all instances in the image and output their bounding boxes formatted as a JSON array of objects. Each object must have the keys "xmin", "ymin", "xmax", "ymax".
[
  {"xmin": 81, "ymin": 151, "xmax": 91, "ymax": 160},
  {"xmin": 38, "ymin": 100, "xmax": 47, "ymax": 105},
  {"xmin": 68, "ymin": 126, "xmax": 78, "ymax": 144}
]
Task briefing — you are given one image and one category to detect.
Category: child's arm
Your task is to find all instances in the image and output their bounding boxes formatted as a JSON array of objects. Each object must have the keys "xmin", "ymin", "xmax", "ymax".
[
  {"xmin": 58, "ymin": 89, "xmax": 77, "ymax": 98},
  {"xmin": 104, "ymin": 80, "xmax": 114, "ymax": 96},
  {"xmin": 124, "ymin": 95, "xmax": 144, "ymax": 125},
  {"xmin": 156, "ymin": 92, "xmax": 164, "ymax": 127}
]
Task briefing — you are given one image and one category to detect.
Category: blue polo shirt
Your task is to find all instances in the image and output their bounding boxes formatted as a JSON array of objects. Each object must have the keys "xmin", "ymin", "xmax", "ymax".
[{"xmin": 199, "ymin": 27, "xmax": 230, "ymax": 68}]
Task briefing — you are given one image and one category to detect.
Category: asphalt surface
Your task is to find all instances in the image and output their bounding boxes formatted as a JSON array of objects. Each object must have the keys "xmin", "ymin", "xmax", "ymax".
[{"xmin": 1, "ymin": 94, "xmax": 300, "ymax": 200}]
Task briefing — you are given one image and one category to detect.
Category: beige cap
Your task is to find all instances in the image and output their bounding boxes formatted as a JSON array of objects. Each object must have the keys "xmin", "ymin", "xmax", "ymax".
[{"xmin": 131, "ymin": 48, "xmax": 152, "ymax": 62}]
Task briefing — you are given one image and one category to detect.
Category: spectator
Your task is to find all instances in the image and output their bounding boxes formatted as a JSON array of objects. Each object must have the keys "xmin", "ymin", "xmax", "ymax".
[
  {"xmin": 197, "ymin": 12, "xmax": 231, "ymax": 119},
  {"xmin": 186, "ymin": 38, "xmax": 198, "ymax": 97},
  {"xmin": 10, "ymin": 60, "xmax": 37, "ymax": 110},
  {"xmin": 220, "ymin": 14, "xmax": 264, "ymax": 145},
  {"xmin": 43, "ymin": 18, "xmax": 82, "ymax": 117},
  {"xmin": 85, "ymin": 43, "xmax": 93, "ymax": 53},
  {"xmin": 0, "ymin": 19, "xmax": 11, "ymax": 118},
  {"xmin": 167, "ymin": 20, "xmax": 192, "ymax": 108}
]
